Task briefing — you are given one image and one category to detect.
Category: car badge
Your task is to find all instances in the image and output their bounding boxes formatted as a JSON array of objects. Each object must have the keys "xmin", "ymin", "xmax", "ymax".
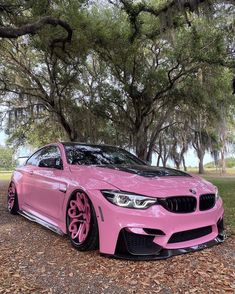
[{"xmin": 189, "ymin": 188, "xmax": 197, "ymax": 195}]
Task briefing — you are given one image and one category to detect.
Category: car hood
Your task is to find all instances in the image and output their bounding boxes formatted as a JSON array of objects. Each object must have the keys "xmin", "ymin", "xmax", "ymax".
[{"xmin": 69, "ymin": 164, "xmax": 215, "ymax": 197}]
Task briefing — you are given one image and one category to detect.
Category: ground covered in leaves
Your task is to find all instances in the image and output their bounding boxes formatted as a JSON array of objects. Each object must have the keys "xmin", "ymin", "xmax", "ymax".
[{"xmin": 0, "ymin": 180, "xmax": 235, "ymax": 294}]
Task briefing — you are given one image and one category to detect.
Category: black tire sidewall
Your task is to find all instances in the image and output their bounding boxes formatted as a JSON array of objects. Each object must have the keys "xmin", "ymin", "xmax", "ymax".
[{"xmin": 8, "ymin": 182, "xmax": 19, "ymax": 215}]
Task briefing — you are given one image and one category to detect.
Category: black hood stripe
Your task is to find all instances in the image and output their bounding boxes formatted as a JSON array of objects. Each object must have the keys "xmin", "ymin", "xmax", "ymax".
[{"xmin": 97, "ymin": 165, "xmax": 191, "ymax": 178}]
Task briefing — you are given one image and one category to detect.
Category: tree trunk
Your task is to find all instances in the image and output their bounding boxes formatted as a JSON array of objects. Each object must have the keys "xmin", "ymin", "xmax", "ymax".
[
  {"xmin": 175, "ymin": 161, "xmax": 180, "ymax": 170},
  {"xmin": 220, "ymin": 112, "xmax": 226, "ymax": 174},
  {"xmin": 182, "ymin": 156, "xmax": 187, "ymax": 171},
  {"xmin": 162, "ymin": 157, "xmax": 168, "ymax": 167},
  {"xmin": 192, "ymin": 131, "xmax": 206, "ymax": 174},
  {"xmin": 156, "ymin": 155, "xmax": 161, "ymax": 166},
  {"xmin": 221, "ymin": 149, "xmax": 226, "ymax": 174},
  {"xmin": 146, "ymin": 127, "xmax": 162, "ymax": 163},
  {"xmin": 162, "ymin": 142, "xmax": 169, "ymax": 167},
  {"xmin": 136, "ymin": 134, "xmax": 148, "ymax": 160},
  {"xmin": 198, "ymin": 154, "xmax": 205, "ymax": 174},
  {"xmin": 58, "ymin": 112, "xmax": 79, "ymax": 142},
  {"xmin": 146, "ymin": 145, "xmax": 153, "ymax": 163},
  {"xmin": 134, "ymin": 119, "xmax": 148, "ymax": 161}
]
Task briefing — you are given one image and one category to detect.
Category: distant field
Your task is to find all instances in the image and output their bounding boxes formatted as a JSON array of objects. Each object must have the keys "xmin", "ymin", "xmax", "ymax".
[
  {"xmin": 204, "ymin": 176, "xmax": 235, "ymax": 232},
  {"xmin": 188, "ymin": 167, "xmax": 235, "ymax": 175},
  {"xmin": 0, "ymin": 171, "xmax": 12, "ymax": 181}
]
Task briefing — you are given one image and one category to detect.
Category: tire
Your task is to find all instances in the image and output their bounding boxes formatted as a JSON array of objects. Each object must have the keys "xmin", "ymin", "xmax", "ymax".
[
  {"xmin": 7, "ymin": 182, "xmax": 19, "ymax": 215},
  {"xmin": 66, "ymin": 190, "xmax": 99, "ymax": 251}
]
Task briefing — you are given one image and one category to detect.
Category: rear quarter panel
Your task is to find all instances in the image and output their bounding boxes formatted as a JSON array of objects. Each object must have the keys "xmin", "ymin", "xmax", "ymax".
[{"xmin": 11, "ymin": 168, "xmax": 25, "ymax": 209}]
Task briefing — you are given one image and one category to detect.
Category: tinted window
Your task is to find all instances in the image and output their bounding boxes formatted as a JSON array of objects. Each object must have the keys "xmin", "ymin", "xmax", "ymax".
[
  {"xmin": 64, "ymin": 144, "xmax": 144, "ymax": 166},
  {"xmin": 26, "ymin": 146, "xmax": 61, "ymax": 167}
]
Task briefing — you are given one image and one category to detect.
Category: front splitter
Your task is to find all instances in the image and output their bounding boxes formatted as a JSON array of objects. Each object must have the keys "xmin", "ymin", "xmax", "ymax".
[{"xmin": 101, "ymin": 233, "xmax": 226, "ymax": 261}]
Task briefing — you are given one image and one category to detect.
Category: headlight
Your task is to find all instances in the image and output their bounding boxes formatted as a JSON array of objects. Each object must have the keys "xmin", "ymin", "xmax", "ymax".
[
  {"xmin": 101, "ymin": 190, "xmax": 157, "ymax": 209},
  {"xmin": 215, "ymin": 187, "xmax": 220, "ymax": 201}
]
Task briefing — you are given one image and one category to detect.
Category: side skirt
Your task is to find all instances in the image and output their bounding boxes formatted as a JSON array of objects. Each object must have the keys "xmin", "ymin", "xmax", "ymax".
[{"xmin": 18, "ymin": 210, "xmax": 64, "ymax": 236}]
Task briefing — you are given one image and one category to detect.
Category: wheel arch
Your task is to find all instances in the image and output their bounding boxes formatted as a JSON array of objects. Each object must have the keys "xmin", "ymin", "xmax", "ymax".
[
  {"xmin": 64, "ymin": 188, "xmax": 101, "ymax": 235},
  {"xmin": 65, "ymin": 188, "xmax": 100, "ymax": 250},
  {"xmin": 8, "ymin": 172, "xmax": 23, "ymax": 208}
]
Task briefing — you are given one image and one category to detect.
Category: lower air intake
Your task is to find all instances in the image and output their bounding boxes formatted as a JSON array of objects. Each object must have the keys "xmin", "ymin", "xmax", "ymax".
[
  {"xmin": 116, "ymin": 229, "xmax": 162, "ymax": 255},
  {"xmin": 168, "ymin": 226, "xmax": 212, "ymax": 243}
]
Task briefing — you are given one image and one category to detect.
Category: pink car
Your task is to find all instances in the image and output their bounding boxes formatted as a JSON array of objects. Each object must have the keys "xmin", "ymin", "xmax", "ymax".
[{"xmin": 8, "ymin": 142, "xmax": 225, "ymax": 259}]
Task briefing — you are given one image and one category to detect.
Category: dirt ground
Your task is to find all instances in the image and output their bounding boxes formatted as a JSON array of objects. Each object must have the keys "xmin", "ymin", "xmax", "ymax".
[{"xmin": 0, "ymin": 180, "xmax": 235, "ymax": 294}]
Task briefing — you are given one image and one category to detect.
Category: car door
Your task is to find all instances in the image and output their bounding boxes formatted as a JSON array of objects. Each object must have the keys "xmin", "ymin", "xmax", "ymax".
[
  {"xmin": 22, "ymin": 145, "xmax": 68, "ymax": 223},
  {"xmin": 21, "ymin": 147, "xmax": 45, "ymax": 209}
]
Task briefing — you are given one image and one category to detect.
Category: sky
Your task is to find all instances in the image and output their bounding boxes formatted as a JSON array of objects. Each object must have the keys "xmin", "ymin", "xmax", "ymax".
[
  {"xmin": 0, "ymin": 131, "xmax": 6, "ymax": 146},
  {"xmin": 0, "ymin": 130, "xmax": 215, "ymax": 167}
]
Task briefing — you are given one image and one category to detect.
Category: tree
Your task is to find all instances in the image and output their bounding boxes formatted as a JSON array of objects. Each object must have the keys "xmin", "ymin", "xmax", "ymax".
[
  {"xmin": 147, "ymin": 63, "xmax": 235, "ymax": 172},
  {"xmin": 108, "ymin": 0, "xmax": 235, "ymax": 44},
  {"xmin": 0, "ymin": 1, "xmax": 73, "ymax": 48},
  {"xmin": 0, "ymin": 36, "xmax": 120, "ymax": 147},
  {"xmin": 179, "ymin": 66, "xmax": 235, "ymax": 173},
  {"xmin": 0, "ymin": 145, "xmax": 16, "ymax": 170},
  {"xmin": 85, "ymin": 5, "xmax": 234, "ymax": 160},
  {"xmin": 86, "ymin": 15, "xmax": 188, "ymax": 158},
  {"xmin": 0, "ymin": 0, "xmax": 234, "ymax": 172},
  {"xmin": 0, "ymin": 16, "xmax": 72, "ymax": 44},
  {"xmin": 0, "ymin": 42, "xmax": 80, "ymax": 141}
]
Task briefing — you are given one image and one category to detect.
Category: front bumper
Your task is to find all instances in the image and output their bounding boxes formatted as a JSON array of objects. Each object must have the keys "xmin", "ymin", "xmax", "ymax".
[
  {"xmin": 104, "ymin": 217, "xmax": 226, "ymax": 260},
  {"xmin": 90, "ymin": 191, "xmax": 225, "ymax": 259},
  {"xmin": 102, "ymin": 232, "xmax": 225, "ymax": 260}
]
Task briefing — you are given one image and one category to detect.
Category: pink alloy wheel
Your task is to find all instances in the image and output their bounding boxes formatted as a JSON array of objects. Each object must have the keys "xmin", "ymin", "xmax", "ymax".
[
  {"xmin": 8, "ymin": 183, "xmax": 16, "ymax": 210},
  {"xmin": 68, "ymin": 192, "xmax": 91, "ymax": 243}
]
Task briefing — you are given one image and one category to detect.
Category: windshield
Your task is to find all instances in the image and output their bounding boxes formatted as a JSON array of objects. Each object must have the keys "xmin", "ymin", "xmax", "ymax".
[{"xmin": 63, "ymin": 144, "xmax": 145, "ymax": 166}]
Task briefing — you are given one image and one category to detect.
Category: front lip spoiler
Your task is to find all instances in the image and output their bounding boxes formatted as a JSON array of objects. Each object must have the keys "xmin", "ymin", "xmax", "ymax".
[{"xmin": 101, "ymin": 233, "xmax": 226, "ymax": 261}]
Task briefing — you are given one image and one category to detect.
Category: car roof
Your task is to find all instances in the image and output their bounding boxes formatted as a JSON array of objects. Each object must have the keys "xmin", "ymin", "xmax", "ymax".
[{"xmin": 60, "ymin": 142, "xmax": 122, "ymax": 149}]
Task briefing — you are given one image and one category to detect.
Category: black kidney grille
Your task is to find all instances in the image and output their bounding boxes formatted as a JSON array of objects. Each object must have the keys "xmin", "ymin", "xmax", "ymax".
[
  {"xmin": 199, "ymin": 194, "xmax": 215, "ymax": 211},
  {"xmin": 168, "ymin": 226, "xmax": 212, "ymax": 243},
  {"xmin": 158, "ymin": 196, "xmax": 196, "ymax": 213}
]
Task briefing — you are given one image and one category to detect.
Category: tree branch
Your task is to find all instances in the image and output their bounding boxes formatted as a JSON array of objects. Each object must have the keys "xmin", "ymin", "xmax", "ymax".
[
  {"xmin": 112, "ymin": 0, "xmax": 234, "ymax": 41},
  {"xmin": 0, "ymin": 16, "xmax": 72, "ymax": 47}
]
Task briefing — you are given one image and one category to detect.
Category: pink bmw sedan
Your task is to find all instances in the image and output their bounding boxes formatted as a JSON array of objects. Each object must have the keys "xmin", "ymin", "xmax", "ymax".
[{"xmin": 8, "ymin": 142, "xmax": 225, "ymax": 259}]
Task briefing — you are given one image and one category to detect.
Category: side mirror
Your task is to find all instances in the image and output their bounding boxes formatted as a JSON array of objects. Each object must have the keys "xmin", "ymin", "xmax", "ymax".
[
  {"xmin": 38, "ymin": 157, "xmax": 63, "ymax": 170},
  {"xmin": 17, "ymin": 156, "xmax": 29, "ymax": 167}
]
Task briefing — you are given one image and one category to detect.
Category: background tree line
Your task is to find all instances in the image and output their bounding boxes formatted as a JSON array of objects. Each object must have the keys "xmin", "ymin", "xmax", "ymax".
[{"xmin": 0, "ymin": 0, "xmax": 234, "ymax": 173}]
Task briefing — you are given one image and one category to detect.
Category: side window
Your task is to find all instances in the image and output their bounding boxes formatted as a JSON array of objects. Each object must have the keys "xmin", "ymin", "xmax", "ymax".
[
  {"xmin": 26, "ymin": 146, "xmax": 61, "ymax": 167},
  {"xmin": 26, "ymin": 149, "xmax": 44, "ymax": 166}
]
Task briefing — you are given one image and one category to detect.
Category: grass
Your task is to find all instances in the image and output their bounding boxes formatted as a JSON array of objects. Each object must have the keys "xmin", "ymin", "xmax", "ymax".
[
  {"xmin": 188, "ymin": 167, "xmax": 235, "ymax": 175},
  {"xmin": 204, "ymin": 176, "xmax": 235, "ymax": 232},
  {"xmin": 0, "ymin": 171, "xmax": 12, "ymax": 181}
]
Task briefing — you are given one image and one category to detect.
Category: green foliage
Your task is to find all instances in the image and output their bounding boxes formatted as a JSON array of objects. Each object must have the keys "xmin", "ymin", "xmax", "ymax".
[
  {"xmin": 0, "ymin": 0, "xmax": 234, "ymax": 169},
  {"xmin": 205, "ymin": 177, "xmax": 235, "ymax": 231},
  {"xmin": 205, "ymin": 157, "xmax": 235, "ymax": 168},
  {"xmin": 6, "ymin": 119, "xmax": 66, "ymax": 148},
  {"xmin": 0, "ymin": 146, "xmax": 16, "ymax": 170}
]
